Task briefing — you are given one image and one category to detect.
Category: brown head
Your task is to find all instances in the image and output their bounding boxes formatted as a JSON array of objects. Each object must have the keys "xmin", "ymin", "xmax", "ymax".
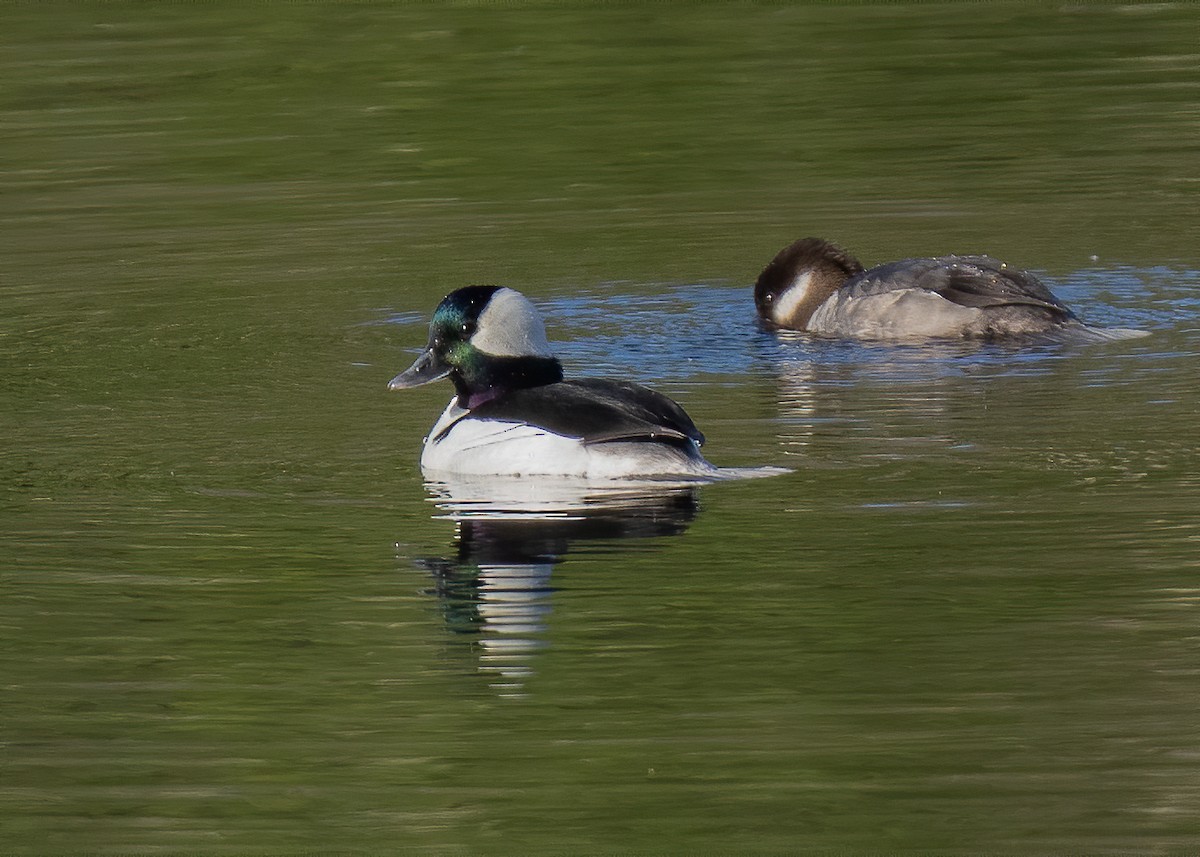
[{"xmin": 754, "ymin": 237, "xmax": 865, "ymax": 330}]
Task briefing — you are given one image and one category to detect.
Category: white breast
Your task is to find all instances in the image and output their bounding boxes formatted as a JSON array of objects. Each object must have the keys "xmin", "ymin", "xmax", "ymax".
[
  {"xmin": 807, "ymin": 289, "xmax": 983, "ymax": 339},
  {"xmin": 421, "ymin": 416, "xmax": 591, "ymax": 476},
  {"xmin": 418, "ymin": 399, "xmax": 717, "ymax": 479}
]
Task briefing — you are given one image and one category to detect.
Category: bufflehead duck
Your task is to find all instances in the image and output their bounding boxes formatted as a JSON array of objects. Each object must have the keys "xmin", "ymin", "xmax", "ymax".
[
  {"xmin": 388, "ymin": 285, "xmax": 718, "ymax": 479},
  {"xmin": 755, "ymin": 237, "xmax": 1083, "ymax": 339}
]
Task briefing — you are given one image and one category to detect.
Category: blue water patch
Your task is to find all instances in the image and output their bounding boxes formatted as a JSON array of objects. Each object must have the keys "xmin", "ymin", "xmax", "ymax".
[
  {"xmin": 376, "ymin": 267, "xmax": 1188, "ymax": 389},
  {"xmin": 1052, "ymin": 266, "xmax": 1195, "ymax": 332},
  {"xmin": 543, "ymin": 284, "xmax": 761, "ymax": 383},
  {"xmin": 540, "ymin": 269, "xmax": 1179, "ymax": 387}
]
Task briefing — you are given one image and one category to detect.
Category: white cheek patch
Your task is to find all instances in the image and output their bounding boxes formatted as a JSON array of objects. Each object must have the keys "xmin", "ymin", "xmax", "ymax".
[
  {"xmin": 471, "ymin": 288, "xmax": 555, "ymax": 358},
  {"xmin": 772, "ymin": 271, "xmax": 814, "ymax": 326}
]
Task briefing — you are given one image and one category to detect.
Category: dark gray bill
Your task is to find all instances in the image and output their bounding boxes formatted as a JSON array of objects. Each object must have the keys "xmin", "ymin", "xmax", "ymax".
[{"xmin": 387, "ymin": 348, "xmax": 450, "ymax": 390}]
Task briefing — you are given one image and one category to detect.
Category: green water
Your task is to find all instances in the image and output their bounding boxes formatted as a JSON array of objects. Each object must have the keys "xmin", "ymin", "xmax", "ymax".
[{"xmin": 3, "ymin": 3, "xmax": 1199, "ymax": 854}]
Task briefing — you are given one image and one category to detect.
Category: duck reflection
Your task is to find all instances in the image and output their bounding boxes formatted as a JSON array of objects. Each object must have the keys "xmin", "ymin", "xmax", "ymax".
[
  {"xmin": 414, "ymin": 475, "xmax": 701, "ymax": 696},
  {"xmin": 758, "ymin": 329, "xmax": 1036, "ymax": 456}
]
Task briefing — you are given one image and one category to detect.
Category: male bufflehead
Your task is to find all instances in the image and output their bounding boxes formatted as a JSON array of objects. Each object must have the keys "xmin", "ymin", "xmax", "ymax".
[
  {"xmin": 388, "ymin": 286, "xmax": 719, "ymax": 479},
  {"xmin": 755, "ymin": 237, "xmax": 1086, "ymax": 339}
]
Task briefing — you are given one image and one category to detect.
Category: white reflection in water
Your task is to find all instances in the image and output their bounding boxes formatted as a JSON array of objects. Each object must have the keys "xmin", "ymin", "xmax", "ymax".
[
  {"xmin": 414, "ymin": 476, "xmax": 701, "ymax": 696},
  {"xmin": 762, "ymin": 333, "xmax": 990, "ymax": 458}
]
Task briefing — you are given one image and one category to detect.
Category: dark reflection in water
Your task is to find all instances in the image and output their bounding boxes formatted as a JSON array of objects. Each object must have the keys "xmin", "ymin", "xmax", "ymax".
[{"xmin": 412, "ymin": 478, "xmax": 700, "ymax": 695}]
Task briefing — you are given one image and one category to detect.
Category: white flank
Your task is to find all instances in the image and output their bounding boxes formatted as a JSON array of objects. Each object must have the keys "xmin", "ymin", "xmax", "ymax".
[
  {"xmin": 417, "ymin": 400, "xmax": 721, "ymax": 479},
  {"xmin": 808, "ymin": 289, "xmax": 982, "ymax": 339}
]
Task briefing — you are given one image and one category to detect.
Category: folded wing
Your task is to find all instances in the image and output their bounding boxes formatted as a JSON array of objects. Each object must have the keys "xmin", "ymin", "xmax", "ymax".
[{"xmin": 469, "ymin": 379, "xmax": 705, "ymax": 448}]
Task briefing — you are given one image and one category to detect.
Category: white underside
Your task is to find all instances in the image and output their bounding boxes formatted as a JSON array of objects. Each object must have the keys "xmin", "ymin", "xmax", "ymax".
[
  {"xmin": 807, "ymin": 289, "xmax": 984, "ymax": 339},
  {"xmin": 418, "ymin": 399, "xmax": 720, "ymax": 479}
]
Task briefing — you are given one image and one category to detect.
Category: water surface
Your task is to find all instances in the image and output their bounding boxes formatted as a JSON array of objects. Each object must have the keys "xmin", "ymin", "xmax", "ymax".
[{"xmin": 3, "ymin": 3, "xmax": 1199, "ymax": 854}]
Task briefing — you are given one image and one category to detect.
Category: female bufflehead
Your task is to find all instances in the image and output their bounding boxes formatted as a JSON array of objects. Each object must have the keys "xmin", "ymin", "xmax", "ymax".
[
  {"xmin": 388, "ymin": 286, "xmax": 719, "ymax": 479},
  {"xmin": 755, "ymin": 237, "xmax": 1084, "ymax": 339}
]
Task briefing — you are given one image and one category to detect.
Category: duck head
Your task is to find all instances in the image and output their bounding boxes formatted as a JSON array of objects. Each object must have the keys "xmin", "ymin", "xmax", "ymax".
[
  {"xmin": 388, "ymin": 286, "xmax": 564, "ymax": 409},
  {"xmin": 754, "ymin": 238, "xmax": 865, "ymax": 330}
]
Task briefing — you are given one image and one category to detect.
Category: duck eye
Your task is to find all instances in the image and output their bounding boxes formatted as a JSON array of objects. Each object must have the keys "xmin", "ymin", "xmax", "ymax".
[
  {"xmin": 764, "ymin": 293, "xmax": 774, "ymax": 304},
  {"xmin": 461, "ymin": 320, "xmax": 476, "ymax": 337}
]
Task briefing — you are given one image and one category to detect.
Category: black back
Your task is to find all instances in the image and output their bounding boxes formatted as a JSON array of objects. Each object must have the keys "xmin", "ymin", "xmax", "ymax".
[{"xmin": 454, "ymin": 379, "xmax": 705, "ymax": 448}]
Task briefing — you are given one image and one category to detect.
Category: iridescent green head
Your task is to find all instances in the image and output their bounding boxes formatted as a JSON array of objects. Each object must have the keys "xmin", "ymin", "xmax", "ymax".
[{"xmin": 388, "ymin": 286, "xmax": 563, "ymax": 408}]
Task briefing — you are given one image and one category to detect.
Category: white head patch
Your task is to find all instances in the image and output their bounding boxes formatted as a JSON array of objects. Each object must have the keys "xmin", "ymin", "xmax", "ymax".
[
  {"xmin": 470, "ymin": 288, "xmax": 556, "ymax": 358},
  {"xmin": 772, "ymin": 271, "xmax": 815, "ymax": 326}
]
